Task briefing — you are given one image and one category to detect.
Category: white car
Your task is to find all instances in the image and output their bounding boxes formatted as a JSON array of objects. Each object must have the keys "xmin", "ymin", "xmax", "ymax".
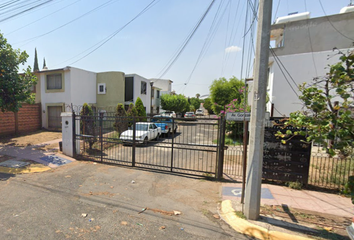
[
  {"xmin": 195, "ymin": 109, "xmax": 204, "ymax": 116},
  {"xmin": 160, "ymin": 110, "xmax": 176, "ymax": 118},
  {"xmin": 120, "ymin": 122, "xmax": 161, "ymax": 144}
]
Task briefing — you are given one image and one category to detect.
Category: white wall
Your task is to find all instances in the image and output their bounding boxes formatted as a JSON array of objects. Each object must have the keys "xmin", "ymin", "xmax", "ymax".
[
  {"xmin": 70, "ymin": 67, "xmax": 96, "ymax": 106},
  {"xmin": 127, "ymin": 74, "xmax": 152, "ymax": 113},
  {"xmin": 150, "ymin": 78, "xmax": 172, "ymax": 92},
  {"xmin": 268, "ymin": 48, "xmax": 354, "ymax": 117}
]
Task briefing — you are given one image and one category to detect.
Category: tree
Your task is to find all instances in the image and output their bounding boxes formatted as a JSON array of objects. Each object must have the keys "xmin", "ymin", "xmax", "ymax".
[
  {"xmin": 196, "ymin": 93, "xmax": 200, "ymax": 99},
  {"xmin": 33, "ymin": 48, "xmax": 39, "ymax": 72},
  {"xmin": 0, "ymin": 33, "xmax": 37, "ymax": 113},
  {"xmin": 126, "ymin": 103, "xmax": 138, "ymax": 126},
  {"xmin": 135, "ymin": 97, "xmax": 147, "ymax": 121},
  {"xmin": 113, "ymin": 103, "xmax": 128, "ymax": 136},
  {"xmin": 189, "ymin": 97, "xmax": 201, "ymax": 111},
  {"xmin": 80, "ymin": 103, "xmax": 96, "ymax": 150},
  {"xmin": 209, "ymin": 76, "xmax": 245, "ymax": 114},
  {"xmin": 160, "ymin": 94, "xmax": 189, "ymax": 113},
  {"xmin": 203, "ymin": 98, "xmax": 213, "ymax": 114},
  {"xmin": 43, "ymin": 57, "xmax": 46, "ymax": 69},
  {"xmin": 278, "ymin": 52, "xmax": 354, "ymax": 157}
]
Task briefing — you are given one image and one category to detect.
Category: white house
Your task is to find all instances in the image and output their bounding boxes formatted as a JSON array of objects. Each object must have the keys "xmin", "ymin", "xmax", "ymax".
[
  {"xmin": 35, "ymin": 67, "xmax": 96, "ymax": 130},
  {"xmin": 125, "ymin": 74, "xmax": 152, "ymax": 113},
  {"xmin": 150, "ymin": 78, "xmax": 173, "ymax": 113},
  {"xmin": 265, "ymin": 7, "xmax": 354, "ymax": 117}
]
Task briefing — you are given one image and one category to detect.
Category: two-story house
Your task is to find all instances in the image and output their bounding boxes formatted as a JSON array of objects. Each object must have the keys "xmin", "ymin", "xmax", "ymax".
[{"xmin": 265, "ymin": 6, "xmax": 354, "ymax": 117}]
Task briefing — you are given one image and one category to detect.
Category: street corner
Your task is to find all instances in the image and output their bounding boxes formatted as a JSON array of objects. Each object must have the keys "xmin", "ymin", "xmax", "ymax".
[
  {"xmin": 219, "ymin": 200, "xmax": 312, "ymax": 240},
  {"xmin": 0, "ymin": 157, "xmax": 51, "ymax": 174}
]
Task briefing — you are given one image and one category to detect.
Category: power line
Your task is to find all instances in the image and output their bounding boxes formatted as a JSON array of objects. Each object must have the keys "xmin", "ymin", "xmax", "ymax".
[
  {"xmin": 7, "ymin": 0, "xmax": 81, "ymax": 36},
  {"xmin": 0, "ymin": 0, "xmax": 54, "ymax": 23},
  {"xmin": 157, "ymin": 0, "xmax": 216, "ymax": 79},
  {"xmin": 15, "ymin": 0, "xmax": 119, "ymax": 46},
  {"xmin": 68, "ymin": 0, "xmax": 158, "ymax": 65},
  {"xmin": 318, "ymin": 0, "xmax": 354, "ymax": 41}
]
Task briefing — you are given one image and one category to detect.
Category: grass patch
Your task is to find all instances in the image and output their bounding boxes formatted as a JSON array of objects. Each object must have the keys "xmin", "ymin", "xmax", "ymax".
[
  {"xmin": 213, "ymin": 135, "xmax": 242, "ymax": 146},
  {"xmin": 286, "ymin": 181, "xmax": 303, "ymax": 190},
  {"xmin": 234, "ymin": 211, "xmax": 246, "ymax": 219}
]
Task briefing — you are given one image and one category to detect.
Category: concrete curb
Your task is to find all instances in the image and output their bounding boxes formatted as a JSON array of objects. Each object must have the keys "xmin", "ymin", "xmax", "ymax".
[
  {"xmin": 219, "ymin": 200, "xmax": 312, "ymax": 240},
  {"xmin": 0, "ymin": 165, "xmax": 51, "ymax": 174}
]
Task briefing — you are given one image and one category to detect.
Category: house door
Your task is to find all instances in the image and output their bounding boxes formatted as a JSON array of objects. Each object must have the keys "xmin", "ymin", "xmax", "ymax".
[{"xmin": 48, "ymin": 106, "xmax": 62, "ymax": 130}]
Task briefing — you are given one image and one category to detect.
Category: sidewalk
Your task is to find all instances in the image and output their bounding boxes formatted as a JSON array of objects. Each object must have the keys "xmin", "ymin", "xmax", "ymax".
[
  {"xmin": 220, "ymin": 182, "xmax": 353, "ymax": 239},
  {"xmin": 0, "ymin": 139, "xmax": 74, "ymax": 174}
]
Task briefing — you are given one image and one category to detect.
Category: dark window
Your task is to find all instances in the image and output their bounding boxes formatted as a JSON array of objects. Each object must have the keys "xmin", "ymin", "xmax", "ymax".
[
  {"xmin": 141, "ymin": 81, "xmax": 147, "ymax": 95},
  {"xmin": 47, "ymin": 74, "xmax": 62, "ymax": 90},
  {"xmin": 99, "ymin": 85, "xmax": 104, "ymax": 92},
  {"xmin": 125, "ymin": 77, "xmax": 134, "ymax": 102},
  {"xmin": 157, "ymin": 90, "xmax": 160, "ymax": 98}
]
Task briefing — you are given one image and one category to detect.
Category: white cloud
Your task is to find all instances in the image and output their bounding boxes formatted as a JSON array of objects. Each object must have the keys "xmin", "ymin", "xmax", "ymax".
[{"xmin": 225, "ymin": 46, "xmax": 242, "ymax": 53}]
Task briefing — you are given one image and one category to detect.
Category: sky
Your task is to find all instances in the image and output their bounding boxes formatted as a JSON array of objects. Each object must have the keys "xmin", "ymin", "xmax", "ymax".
[{"xmin": 1, "ymin": 0, "xmax": 352, "ymax": 98}]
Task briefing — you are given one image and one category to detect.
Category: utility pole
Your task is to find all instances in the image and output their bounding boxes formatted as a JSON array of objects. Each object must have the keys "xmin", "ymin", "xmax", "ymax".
[{"xmin": 244, "ymin": 0, "xmax": 272, "ymax": 220}]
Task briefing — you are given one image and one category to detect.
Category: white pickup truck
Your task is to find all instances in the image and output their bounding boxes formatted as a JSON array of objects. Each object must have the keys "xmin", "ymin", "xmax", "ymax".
[{"xmin": 120, "ymin": 122, "xmax": 161, "ymax": 144}]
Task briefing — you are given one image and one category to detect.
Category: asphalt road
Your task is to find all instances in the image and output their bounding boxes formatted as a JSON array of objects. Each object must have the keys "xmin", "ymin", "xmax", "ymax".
[{"xmin": 0, "ymin": 160, "xmax": 251, "ymax": 240}]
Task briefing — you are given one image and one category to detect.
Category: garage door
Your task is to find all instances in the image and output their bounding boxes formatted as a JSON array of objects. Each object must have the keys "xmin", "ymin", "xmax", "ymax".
[{"xmin": 48, "ymin": 106, "xmax": 62, "ymax": 130}]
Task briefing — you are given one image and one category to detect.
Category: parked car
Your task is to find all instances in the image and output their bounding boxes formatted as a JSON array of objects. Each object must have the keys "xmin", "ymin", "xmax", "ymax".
[
  {"xmin": 120, "ymin": 122, "xmax": 161, "ymax": 144},
  {"xmin": 160, "ymin": 110, "xmax": 176, "ymax": 118},
  {"xmin": 184, "ymin": 112, "xmax": 196, "ymax": 121},
  {"xmin": 195, "ymin": 109, "xmax": 204, "ymax": 116},
  {"xmin": 151, "ymin": 115, "xmax": 178, "ymax": 137}
]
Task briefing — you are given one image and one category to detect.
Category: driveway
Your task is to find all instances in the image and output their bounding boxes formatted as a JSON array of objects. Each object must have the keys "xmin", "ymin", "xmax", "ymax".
[{"xmin": 0, "ymin": 159, "xmax": 250, "ymax": 239}]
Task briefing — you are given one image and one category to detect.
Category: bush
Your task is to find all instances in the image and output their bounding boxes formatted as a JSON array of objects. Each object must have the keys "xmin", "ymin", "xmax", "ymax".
[
  {"xmin": 80, "ymin": 103, "xmax": 96, "ymax": 149},
  {"xmin": 135, "ymin": 97, "xmax": 147, "ymax": 121},
  {"xmin": 113, "ymin": 103, "xmax": 128, "ymax": 136}
]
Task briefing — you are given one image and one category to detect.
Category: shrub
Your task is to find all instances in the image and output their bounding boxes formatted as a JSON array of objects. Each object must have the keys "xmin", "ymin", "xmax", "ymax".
[{"xmin": 113, "ymin": 103, "xmax": 128, "ymax": 136}]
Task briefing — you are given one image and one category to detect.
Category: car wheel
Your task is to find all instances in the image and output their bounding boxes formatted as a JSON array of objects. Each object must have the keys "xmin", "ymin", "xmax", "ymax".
[
  {"xmin": 143, "ymin": 137, "xmax": 148, "ymax": 145},
  {"xmin": 155, "ymin": 134, "xmax": 160, "ymax": 141}
]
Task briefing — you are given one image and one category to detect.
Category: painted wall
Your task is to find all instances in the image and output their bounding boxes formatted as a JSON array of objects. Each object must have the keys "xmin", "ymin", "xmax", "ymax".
[
  {"xmin": 271, "ymin": 12, "xmax": 354, "ymax": 56},
  {"xmin": 96, "ymin": 72, "xmax": 125, "ymax": 109},
  {"xmin": 39, "ymin": 67, "xmax": 96, "ymax": 128},
  {"xmin": 150, "ymin": 78, "xmax": 172, "ymax": 92},
  {"xmin": 126, "ymin": 74, "xmax": 152, "ymax": 113},
  {"xmin": 268, "ymin": 48, "xmax": 353, "ymax": 117}
]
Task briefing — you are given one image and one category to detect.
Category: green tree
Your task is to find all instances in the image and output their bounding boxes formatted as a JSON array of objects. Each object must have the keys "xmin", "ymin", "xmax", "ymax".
[
  {"xmin": 160, "ymin": 94, "xmax": 189, "ymax": 113},
  {"xmin": 0, "ymin": 33, "xmax": 37, "ymax": 113},
  {"xmin": 279, "ymin": 52, "xmax": 354, "ymax": 157},
  {"xmin": 203, "ymin": 98, "xmax": 213, "ymax": 114},
  {"xmin": 135, "ymin": 97, "xmax": 147, "ymax": 121},
  {"xmin": 209, "ymin": 76, "xmax": 245, "ymax": 114},
  {"xmin": 196, "ymin": 93, "xmax": 200, "ymax": 99},
  {"xmin": 189, "ymin": 97, "xmax": 201, "ymax": 111},
  {"xmin": 126, "ymin": 103, "xmax": 138, "ymax": 125},
  {"xmin": 113, "ymin": 103, "xmax": 128, "ymax": 136},
  {"xmin": 80, "ymin": 103, "xmax": 96, "ymax": 150},
  {"xmin": 33, "ymin": 48, "xmax": 39, "ymax": 72}
]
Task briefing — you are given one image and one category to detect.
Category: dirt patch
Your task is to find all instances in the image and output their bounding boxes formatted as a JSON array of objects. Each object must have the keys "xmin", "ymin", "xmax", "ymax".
[
  {"xmin": 260, "ymin": 204, "xmax": 350, "ymax": 239},
  {"xmin": 0, "ymin": 130, "xmax": 62, "ymax": 149}
]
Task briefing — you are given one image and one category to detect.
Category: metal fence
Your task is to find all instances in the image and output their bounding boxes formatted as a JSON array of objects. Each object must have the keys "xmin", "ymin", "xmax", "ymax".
[{"xmin": 73, "ymin": 113, "xmax": 225, "ymax": 178}]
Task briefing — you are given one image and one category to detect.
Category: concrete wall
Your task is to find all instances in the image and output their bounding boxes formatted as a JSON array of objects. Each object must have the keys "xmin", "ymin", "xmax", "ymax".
[
  {"xmin": 267, "ymin": 48, "xmax": 354, "ymax": 117},
  {"xmin": 271, "ymin": 12, "xmax": 354, "ymax": 56},
  {"xmin": 126, "ymin": 74, "xmax": 152, "ymax": 113},
  {"xmin": 96, "ymin": 72, "xmax": 125, "ymax": 109},
  {"xmin": 70, "ymin": 67, "xmax": 96, "ymax": 106},
  {"xmin": 150, "ymin": 78, "xmax": 172, "ymax": 92}
]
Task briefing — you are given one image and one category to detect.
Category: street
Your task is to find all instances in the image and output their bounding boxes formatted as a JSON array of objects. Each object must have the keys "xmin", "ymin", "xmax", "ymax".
[{"xmin": 0, "ymin": 160, "xmax": 250, "ymax": 239}]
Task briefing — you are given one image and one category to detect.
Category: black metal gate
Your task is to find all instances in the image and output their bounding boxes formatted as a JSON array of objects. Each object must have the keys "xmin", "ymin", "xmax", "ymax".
[{"xmin": 73, "ymin": 113, "xmax": 225, "ymax": 178}]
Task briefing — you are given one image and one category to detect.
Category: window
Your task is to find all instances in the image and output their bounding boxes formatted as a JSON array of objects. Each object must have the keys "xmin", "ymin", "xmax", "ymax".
[
  {"xmin": 141, "ymin": 81, "xmax": 147, "ymax": 95},
  {"xmin": 157, "ymin": 90, "xmax": 160, "ymax": 98},
  {"xmin": 98, "ymin": 83, "xmax": 106, "ymax": 94},
  {"xmin": 47, "ymin": 74, "xmax": 62, "ymax": 90}
]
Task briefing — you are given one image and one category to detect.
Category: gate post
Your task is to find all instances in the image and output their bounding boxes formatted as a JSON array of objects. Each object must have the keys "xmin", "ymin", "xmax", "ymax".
[
  {"xmin": 132, "ymin": 117, "xmax": 136, "ymax": 167},
  {"xmin": 170, "ymin": 118, "xmax": 175, "ymax": 172},
  {"xmin": 217, "ymin": 116, "xmax": 226, "ymax": 180},
  {"xmin": 99, "ymin": 114, "xmax": 103, "ymax": 162},
  {"xmin": 72, "ymin": 112, "xmax": 76, "ymax": 157},
  {"xmin": 61, "ymin": 112, "xmax": 74, "ymax": 157}
]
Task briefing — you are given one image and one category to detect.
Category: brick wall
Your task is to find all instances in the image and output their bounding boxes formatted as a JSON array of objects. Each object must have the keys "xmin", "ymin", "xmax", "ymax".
[{"xmin": 0, "ymin": 103, "xmax": 41, "ymax": 136}]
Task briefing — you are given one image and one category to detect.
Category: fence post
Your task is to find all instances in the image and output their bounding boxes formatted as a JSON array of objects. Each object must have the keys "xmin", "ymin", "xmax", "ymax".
[
  {"xmin": 217, "ymin": 116, "xmax": 226, "ymax": 180},
  {"xmin": 170, "ymin": 118, "xmax": 174, "ymax": 172},
  {"xmin": 132, "ymin": 117, "xmax": 136, "ymax": 167},
  {"xmin": 72, "ymin": 112, "xmax": 76, "ymax": 158},
  {"xmin": 99, "ymin": 115, "xmax": 103, "ymax": 162}
]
